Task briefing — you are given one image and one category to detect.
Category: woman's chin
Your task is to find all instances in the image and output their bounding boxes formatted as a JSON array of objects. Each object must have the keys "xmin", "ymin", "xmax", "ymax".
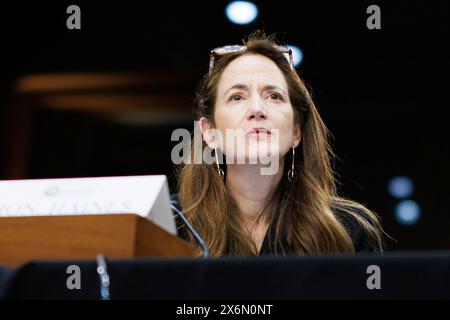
[
  {"xmin": 248, "ymin": 144, "xmax": 279, "ymax": 159},
  {"xmin": 222, "ymin": 144, "xmax": 282, "ymax": 164}
]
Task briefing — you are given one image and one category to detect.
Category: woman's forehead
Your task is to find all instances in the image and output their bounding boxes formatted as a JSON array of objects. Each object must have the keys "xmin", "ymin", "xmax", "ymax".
[{"xmin": 218, "ymin": 54, "xmax": 288, "ymax": 91}]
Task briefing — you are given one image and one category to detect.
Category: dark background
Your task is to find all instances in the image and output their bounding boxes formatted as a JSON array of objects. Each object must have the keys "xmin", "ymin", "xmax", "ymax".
[{"xmin": 0, "ymin": 1, "xmax": 448, "ymax": 251}]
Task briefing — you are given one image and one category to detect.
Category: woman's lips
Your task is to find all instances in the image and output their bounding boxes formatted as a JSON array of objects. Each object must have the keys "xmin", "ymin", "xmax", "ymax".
[{"xmin": 246, "ymin": 127, "xmax": 272, "ymax": 137}]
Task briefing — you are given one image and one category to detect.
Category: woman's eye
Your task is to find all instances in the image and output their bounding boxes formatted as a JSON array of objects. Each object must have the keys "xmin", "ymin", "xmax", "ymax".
[
  {"xmin": 229, "ymin": 94, "xmax": 243, "ymax": 101},
  {"xmin": 269, "ymin": 93, "xmax": 283, "ymax": 101}
]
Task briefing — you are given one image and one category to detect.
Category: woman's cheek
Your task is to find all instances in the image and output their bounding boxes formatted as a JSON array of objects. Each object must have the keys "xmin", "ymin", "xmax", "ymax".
[{"xmin": 279, "ymin": 126, "xmax": 294, "ymax": 155}]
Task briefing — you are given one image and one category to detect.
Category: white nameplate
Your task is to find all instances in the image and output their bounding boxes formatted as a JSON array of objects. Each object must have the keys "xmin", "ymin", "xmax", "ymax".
[{"xmin": 0, "ymin": 175, "xmax": 176, "ymax": 235}]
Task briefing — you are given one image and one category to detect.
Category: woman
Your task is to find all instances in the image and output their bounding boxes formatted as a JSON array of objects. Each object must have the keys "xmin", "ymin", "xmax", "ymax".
[{"xmin": 172, "ymin": 31, "xmax": 384, "ymax": 257}]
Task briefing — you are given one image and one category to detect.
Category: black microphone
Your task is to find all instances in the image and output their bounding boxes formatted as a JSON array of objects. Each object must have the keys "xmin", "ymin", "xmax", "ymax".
[{"xmin": 170, "ymin": 201, "xmax": 210, "ymax": 258}]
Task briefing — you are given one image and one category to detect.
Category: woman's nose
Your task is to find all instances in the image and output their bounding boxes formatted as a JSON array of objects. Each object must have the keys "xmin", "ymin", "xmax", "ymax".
[{"xmin": 247, "ymin": 98, "xmax": 267, "ymax": 120}]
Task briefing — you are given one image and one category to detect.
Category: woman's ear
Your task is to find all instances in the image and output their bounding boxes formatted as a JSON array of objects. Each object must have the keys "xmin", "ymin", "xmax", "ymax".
[
  {"xmin": 199, "ymin": 116, "xmax": 217, "ymax": 148},
  {"xmin": 293, "ymin": 125, "xmax": 302, "ymax": 148}
]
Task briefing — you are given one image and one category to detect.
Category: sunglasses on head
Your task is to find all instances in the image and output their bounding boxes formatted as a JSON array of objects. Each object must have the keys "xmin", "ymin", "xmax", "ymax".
[{"xmin": 209, "ymin": 45, "xmax": 294, "ymax": 77}]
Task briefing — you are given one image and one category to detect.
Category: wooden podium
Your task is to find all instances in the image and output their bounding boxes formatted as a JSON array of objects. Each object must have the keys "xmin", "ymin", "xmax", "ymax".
[{"xmin": 0, "ymin": 214, "xmax": 196, "ymax": 267}]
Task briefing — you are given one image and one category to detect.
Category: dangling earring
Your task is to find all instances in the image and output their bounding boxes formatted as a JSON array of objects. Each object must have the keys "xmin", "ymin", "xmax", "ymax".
[
  {"xmin": 214, "ymin": 147, "xmax": 224, "ymax": 180},
  {"xmin": 287, "ymin": 147, "xmax": 296, "ymax": 183}
]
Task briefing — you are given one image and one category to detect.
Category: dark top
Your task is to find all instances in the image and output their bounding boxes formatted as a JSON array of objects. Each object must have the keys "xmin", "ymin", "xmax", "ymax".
[{"xmin": 170, "ymin": 194, "xmax": 381, "ymax": 255}]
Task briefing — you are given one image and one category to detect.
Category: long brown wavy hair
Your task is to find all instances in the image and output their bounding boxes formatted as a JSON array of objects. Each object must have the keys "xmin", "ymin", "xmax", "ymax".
[{"xmin": 177, "ymin": 31, "xmax": 383, "ymax": 256}]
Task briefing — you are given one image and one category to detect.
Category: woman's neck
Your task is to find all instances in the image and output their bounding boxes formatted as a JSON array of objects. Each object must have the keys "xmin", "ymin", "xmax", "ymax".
[{"xmin": 226, "ymin": 162, "xmax": 284, "ymax": 226}]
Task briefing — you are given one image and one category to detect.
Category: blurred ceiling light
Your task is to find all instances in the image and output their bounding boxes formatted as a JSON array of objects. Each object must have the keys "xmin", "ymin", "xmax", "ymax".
[
  {"xmin": 395, "ymin": 200, "xmax": 421, "ymax": 225},
  {"xmin": 225, "ymin": 1, "xmax": 258, "ymax": 25},
  {"xmin": 388, "ymin": 176, "xmax": 414, "ymax": 199}
]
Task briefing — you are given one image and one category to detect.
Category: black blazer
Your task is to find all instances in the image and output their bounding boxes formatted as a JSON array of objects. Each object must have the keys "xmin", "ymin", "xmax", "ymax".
[{"xmin": 170, "ymin": 194, "xmax": 381, "ymax": 255}]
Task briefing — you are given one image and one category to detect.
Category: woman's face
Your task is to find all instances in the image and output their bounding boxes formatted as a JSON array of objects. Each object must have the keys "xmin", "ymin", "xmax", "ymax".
[{"xmin": 200, "ymin": 54, "xmax": 301, "ymax": 172}]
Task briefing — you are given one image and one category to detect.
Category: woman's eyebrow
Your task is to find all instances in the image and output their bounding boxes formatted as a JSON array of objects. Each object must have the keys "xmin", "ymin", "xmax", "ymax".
[
  {"xmin": 262, "ymin": 85, "xmax": 287, "ymax": 95},
  {"xmin": 223, "ymin": 84, "xmax": 287, "ymax": 97},
  {"xmin": 223, "ymin": 84, "xmax": 248, "ymax": 97}
]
